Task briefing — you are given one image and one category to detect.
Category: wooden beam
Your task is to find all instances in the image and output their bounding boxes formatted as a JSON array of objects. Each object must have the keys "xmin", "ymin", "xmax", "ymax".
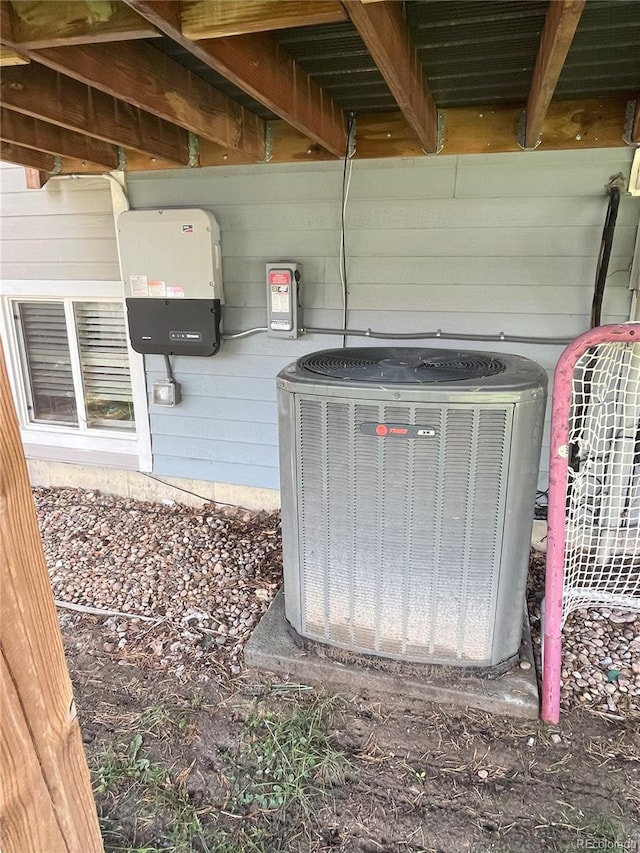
[
  {"xmin": 6, "ymin": 95, "xmax": 627, "ymax": 175},
  {"xmin": 0, "ymin": 106, "xmax": 119, "ymax": 168},
  {"xmin": 0, "ymin": 140, "xmax": 107, "ymax": 171},
  {"xmin": 261, "ymin": 98, "xmax": 629, "ymax": 163},
  {"xmin": 0, "ymin": 140, "xmax": 56, "ymax": 170},
  {"xmin": 0, "ymin": 349, "xmax": 103, "ymax": 853},
  {"xmin": 632, "ymin": 95, "xmax": 640, "ymax": 144},
  {"xmin": 524, "ymin": 0, "xmax": 586, "ymax": 149},
  {"xmin": 0, "ymin": 63, "xmax": 189, "ymax": 164},
  {"xmin": 122, "ymin": 0, "xmax": 346, "ymax": 157},
  {"xmin": 23, "ymin": 166, "xmax": 47, "ymax": 187},
  {"xmin": 343, "ymin": 0, "xmax": 439, "ymax": 153},
  {"xmin": 7, "ymin": 0, "xmax": 161, "ymax": 48},
  {"xmin": 0, "ymin": 45, "xmax": 28, "ymax": 64},
  {"xmin": 26, "ymin": 41, "xmax": 265, "ymax": 159},
  {"xmin": 180, "ymin": 0, "xmax": 347, "ymax": 39}
]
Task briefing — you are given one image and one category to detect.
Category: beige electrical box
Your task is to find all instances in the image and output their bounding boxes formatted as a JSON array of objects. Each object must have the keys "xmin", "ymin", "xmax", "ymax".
[{"xmin": 118, "ymin": 208, "xmax": 224, "ymax": 303}]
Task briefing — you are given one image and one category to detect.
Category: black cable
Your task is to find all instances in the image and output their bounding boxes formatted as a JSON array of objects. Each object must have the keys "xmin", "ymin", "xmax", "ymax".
[
  {"xmin": 163, "ymin": 354, "xmax": 174, "ymax": 381},
  {"xmin": 534, "ymin": 489, "xmax": 549, "ymax": 520},
  {"xmin": 590, "ymin": 186, "xmax": 621, "ymax": 328},
  {"xmin": 142, "ymin": 473, "xmax": 265, "ymax": 511}
]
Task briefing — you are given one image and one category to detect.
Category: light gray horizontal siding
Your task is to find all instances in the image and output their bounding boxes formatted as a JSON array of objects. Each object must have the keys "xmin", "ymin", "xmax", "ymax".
[
  {"xmin": 0, "ymin": 163, "xmax": 119, "ymax": 281},
  {"xmin": 2, "ymin": 238, "xmax": 118, "ymax": 263},
  {"xmin": 129, "ymin": 148, "xmax": 639, "ymax": 491},
  {"xmin": 128, "ymin": 196, "xmax": 638, "ymax": 233},
  {"xmin": 146, "ymin": 370, "xmax": 276, "ymax": 401},
  {"xmin": 154, "ymin": 455, "xmax": 279, "ymax": 490},
  {"xmin": 0, "ymin": 213, "xmax": 118, "ymax": 240},
  {"xmin": 152, "ymin": 414, "xmax": 278, "ymax": 441},
  {"xmin": 150, "ymin": 397, "xmax": 277, "ymax": 424},
  {"xmin": 146, "ymin": 352, "xmax": 299, "ymax": 379},
  {"xmin": 0, "ymin": 262, "xmax": 122, "ymax": 280}
]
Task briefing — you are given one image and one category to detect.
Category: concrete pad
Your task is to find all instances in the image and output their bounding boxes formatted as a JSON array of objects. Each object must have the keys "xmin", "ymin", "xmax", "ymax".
[{"xmin": 245, "ymin": 591, "xmax": 540, "ymax": 719}]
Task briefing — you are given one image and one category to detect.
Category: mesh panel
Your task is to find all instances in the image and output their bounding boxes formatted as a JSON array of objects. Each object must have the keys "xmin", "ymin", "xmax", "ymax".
[
  {"xmin": 296, "ymin": 396, "xmax": 511, "ymax": 664},
  {"xmin": 562, "ymin": 342, "xmax": 640, "ymax": 619}
]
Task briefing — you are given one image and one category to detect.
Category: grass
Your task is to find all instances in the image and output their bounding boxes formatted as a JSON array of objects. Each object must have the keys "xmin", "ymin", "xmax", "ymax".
[
  {"xmin": 555, "ymin": 804, "xmax": 631, "ymax": 848},
  {"xmin": 91, "ymin": 692, "xmax": 348, "ymax": 853},
  {"xmin": 230, "ymin": 694, "xmax": 348, "ymax": 816},
  {"xmin": 94, "ymin": 733, "xmax": 206, "ymax": 853}
]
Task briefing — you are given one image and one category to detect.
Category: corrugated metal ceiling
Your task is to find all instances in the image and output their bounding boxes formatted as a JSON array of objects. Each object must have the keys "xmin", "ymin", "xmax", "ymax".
[
  {"xmin": 556, "ymin": 0, "xmax": 640, "ymax": 99},
  {"xmin": 150, "ymin": 1, "xmax": 640, "ymax": 120},
  {"xmin": 275, "ymin": 22, "xmax": 396, "ymax": 112},
  {"xmin": 405, "ymin": 0, "xmax": 549, "ymax": 106}
]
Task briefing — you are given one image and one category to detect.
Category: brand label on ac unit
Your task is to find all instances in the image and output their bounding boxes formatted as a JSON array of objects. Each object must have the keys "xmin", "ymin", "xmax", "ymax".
[{"xmin": 361, "ymin": 423, "xmax": 436, "ymax": 438}]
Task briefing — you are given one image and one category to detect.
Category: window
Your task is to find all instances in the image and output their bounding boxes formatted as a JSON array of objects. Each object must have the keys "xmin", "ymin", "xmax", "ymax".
[{"xmin": 15, "ymin": 299, "xmax": 135, "ymax": 433}]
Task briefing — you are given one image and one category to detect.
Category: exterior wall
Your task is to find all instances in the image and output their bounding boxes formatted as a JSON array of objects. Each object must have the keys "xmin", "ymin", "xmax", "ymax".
[
  {"xmin": 127, "ymin": 148, "xmax": 640, "ymax": 492},
  {"xmin": 0, "ymin": 164, "xmax": 119, "ymax": 280},
  {"xmin": 0, "ymin": 164, "xmax": 151, "ymax": 471}
]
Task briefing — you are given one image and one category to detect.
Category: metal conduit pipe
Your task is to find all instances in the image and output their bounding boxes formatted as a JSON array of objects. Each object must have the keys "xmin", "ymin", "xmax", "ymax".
[
  {"xmin": 301, "ymin": 326, "xmax": 575, "ymax": 346},
  {"xmin": 223, "ymin": 325, "xmax": 575, "ymax": 345}
]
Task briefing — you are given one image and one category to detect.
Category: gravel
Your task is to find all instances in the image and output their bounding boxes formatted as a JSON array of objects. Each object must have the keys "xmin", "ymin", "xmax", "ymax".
[
  {"xmin": 35, "ymin": 487, "xmax": 282, "ymax": 680},
  {"xmin": 36, "ymin": 488, "xmax": 639, "ymax": 714},
  {"xmin": 528, "ymin": 551, "xmax": 639, "ymax": 718}
]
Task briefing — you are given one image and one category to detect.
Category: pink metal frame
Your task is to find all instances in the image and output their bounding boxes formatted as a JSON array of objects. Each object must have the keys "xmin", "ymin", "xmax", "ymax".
[{"xmin": 541, "ymin": 323, "xmax": 640, "ymax": 724}]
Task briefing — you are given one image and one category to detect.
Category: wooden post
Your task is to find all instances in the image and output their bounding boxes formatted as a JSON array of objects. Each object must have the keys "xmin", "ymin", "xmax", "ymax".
[{"xmin": 0, "ymin": 346, "xmax": 103, "ymax": 852}]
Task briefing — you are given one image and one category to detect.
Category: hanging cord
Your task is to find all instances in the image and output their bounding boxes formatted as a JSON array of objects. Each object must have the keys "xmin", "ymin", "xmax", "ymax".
[
  {"xmin": 590, "ymin": 184, "xmax": 622, "ymax": 327},
  {"xmin": 339, "ymin": 114, "xmax": 356, "ymax": 347},
  {"xmin": 163, "ymin": 353, "xmax": 174, "ymax": 381}
]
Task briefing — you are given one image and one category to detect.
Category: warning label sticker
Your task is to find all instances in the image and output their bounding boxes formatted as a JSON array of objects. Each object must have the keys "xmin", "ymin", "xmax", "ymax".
[
  {"xmin": 166, "ymin": 286, "xmax": 185, "ymax": 298},
  {"xmin": 130, "ymin": 275, "xmax": 148, "ymax": 296},
  {"xmin": 270, "ymin": 284, "xmax": 290, "ymax": 313},
  {"xmin": 148, "ymin": 280, "xmax": 166, "ymax": 298},
  {"xmin": 269, "ymin": 270, "xmax": 291, "ymax": 286}
]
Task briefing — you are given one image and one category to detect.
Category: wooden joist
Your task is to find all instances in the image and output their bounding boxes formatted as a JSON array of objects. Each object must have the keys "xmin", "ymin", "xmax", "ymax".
[
  {"xmin": 0, "ymin": 63, "xmax": 190, "ymax": 164},
  {"xmin": 0, "ymin": 45, "xmax": 28, "ymax": 64},
  {"xmin": 7, "ymin": 0, "xmax": 161, "ymax": 48},
  {"xmin": 23, "ymin": 166, "xmax": 47, "ymax": 187},
  {"xmin": 180, "ymin": 0, "xmax": 347, "ymax": 39},
  {"xmin": 26, "ymin": 40, "xmax": 266, "ymax": 159},
  {"xmin": 524, "ymin": 0, "xmax": 586, "ymax": 149},
  {"xmin": 123, "ymin": 0, "xmax": 346, "ymax": 157},
  {"xmin": 343, "ymin": 0, "xmax": 439, "ymax": 154},
  {"xmin": 0, "ymin": 140, "xmax": 55, "ymax": 171},
  {"xmin": 0, "ymin": 106, "xmax": 119, "ymax": 169},
  {"xmin": 0, "ymin": 140, "xmax": 108, "ymax": 172}
]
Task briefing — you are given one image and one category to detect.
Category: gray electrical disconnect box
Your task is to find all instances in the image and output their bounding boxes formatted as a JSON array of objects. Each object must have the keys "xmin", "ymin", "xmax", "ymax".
[{"xmin": 266, "ymin": 262, "xmax": 301, "ymax": 339}]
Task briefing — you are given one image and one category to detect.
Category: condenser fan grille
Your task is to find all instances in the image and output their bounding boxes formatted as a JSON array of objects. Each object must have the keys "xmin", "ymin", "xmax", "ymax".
[{"xmin": 299, "ymin": 348, "xmax": 507, "ymax": 383}]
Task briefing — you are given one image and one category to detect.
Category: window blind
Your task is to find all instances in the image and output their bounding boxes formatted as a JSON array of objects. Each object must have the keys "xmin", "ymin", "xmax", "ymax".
[
  {"xmin": 19, "ymin": 301, "xmax": 77, "ymax": 424},
  {"xmin": 74, "ymin": 302, "xmax": 135, "ymax": 429}
]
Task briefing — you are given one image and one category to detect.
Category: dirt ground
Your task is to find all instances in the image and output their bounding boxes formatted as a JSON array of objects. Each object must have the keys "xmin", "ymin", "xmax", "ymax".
[
  {"xmin": 62, "ymin": 612, "xmax": 640, "ymax": 853},
  {"xmin": 38, "ymin": 487, "xmax": 638, "ymax": 853}
]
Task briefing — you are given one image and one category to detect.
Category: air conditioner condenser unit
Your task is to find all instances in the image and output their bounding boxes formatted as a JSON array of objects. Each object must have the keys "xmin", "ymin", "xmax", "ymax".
[{"xmin": 277, "ymin": 347, "xmax": 547, "ymax": 669}]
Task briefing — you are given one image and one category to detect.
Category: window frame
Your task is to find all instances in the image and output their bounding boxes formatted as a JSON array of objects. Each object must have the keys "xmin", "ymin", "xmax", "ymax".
[{"xmin": 0, "ymin": 280, "xmax": 151, "ymax": 471}]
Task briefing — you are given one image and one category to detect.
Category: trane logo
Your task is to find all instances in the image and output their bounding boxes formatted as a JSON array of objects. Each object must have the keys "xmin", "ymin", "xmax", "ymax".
[{"xmin": 360, "ymin": 423, "xmax": 436, "ymax": 438}]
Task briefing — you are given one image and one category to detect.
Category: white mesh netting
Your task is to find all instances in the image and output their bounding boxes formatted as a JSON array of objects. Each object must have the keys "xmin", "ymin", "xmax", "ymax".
[{"xmin": 562, "ymin": 340, "xmax": 640, "ymax": 621}]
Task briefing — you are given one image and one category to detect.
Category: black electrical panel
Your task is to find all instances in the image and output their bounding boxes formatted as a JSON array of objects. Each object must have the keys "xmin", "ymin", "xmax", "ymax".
[{"xmin": 126, "ymin": 298, "xmax": 222, "ymax": 356}]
